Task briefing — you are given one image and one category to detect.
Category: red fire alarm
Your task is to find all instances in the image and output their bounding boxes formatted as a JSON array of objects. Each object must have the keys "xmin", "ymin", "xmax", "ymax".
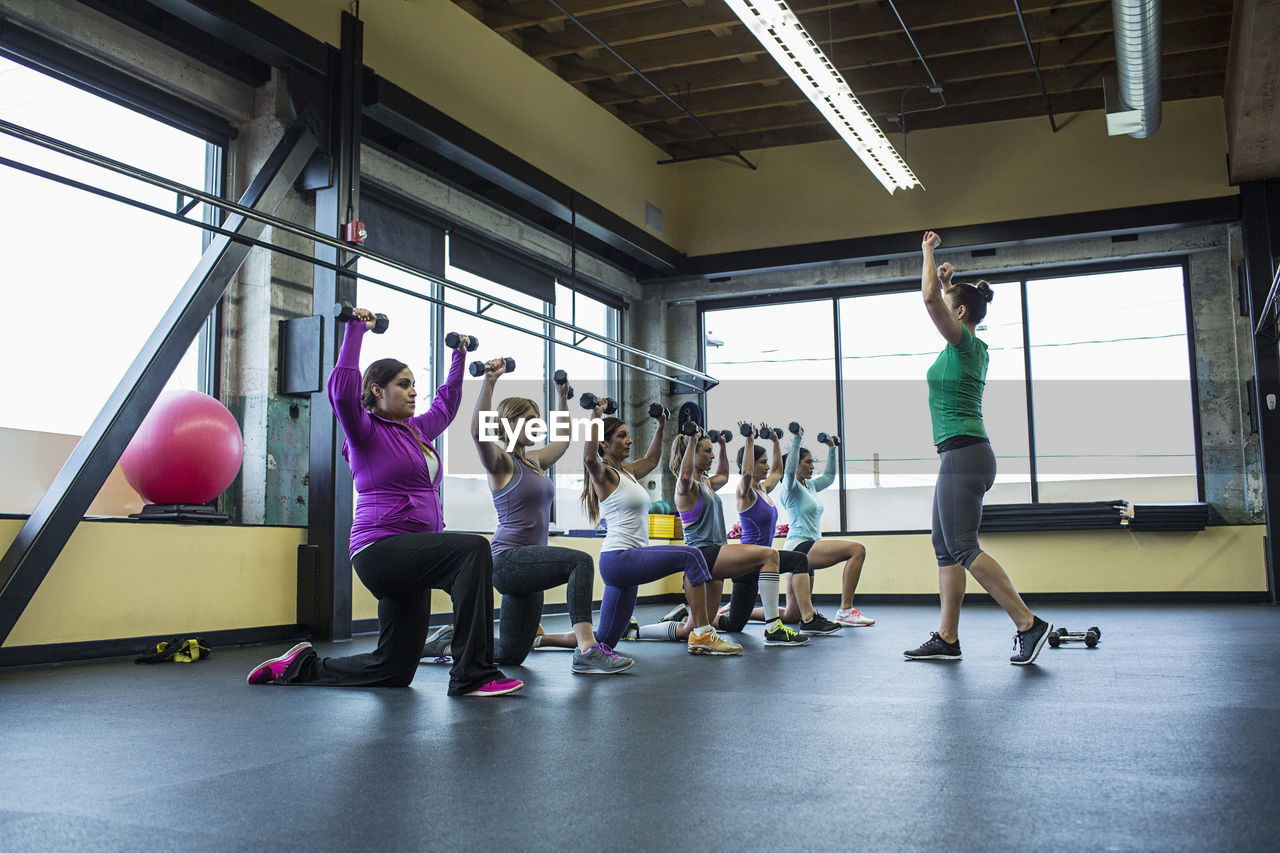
[{"xmin": 343, "ymin": 220, "xmax": 367, "ymax": 245}]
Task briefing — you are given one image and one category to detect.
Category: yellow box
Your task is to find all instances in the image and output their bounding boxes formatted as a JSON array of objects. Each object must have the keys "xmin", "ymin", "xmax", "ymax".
[{"xmin": 648, "ymin": 514, "xmax": 681, "ymax": 539}]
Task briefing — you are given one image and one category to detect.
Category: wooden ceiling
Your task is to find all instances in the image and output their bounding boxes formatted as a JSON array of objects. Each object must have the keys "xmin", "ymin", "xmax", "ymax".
[{"xmin": 452, "ymin": 0, "xmax": 1232, "ymax": 161}]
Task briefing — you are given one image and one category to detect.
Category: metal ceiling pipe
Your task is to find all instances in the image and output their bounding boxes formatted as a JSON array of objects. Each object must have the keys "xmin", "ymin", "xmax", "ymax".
[{"xmin": 1112, "ymin": 0, "xmax": 1162, "ymax": 138}]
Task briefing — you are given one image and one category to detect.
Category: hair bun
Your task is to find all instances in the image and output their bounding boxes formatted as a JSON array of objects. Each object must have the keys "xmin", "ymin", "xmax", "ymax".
[{"xmin": 976, "ymin": 280, "xmax": 994, "ymax": 303}]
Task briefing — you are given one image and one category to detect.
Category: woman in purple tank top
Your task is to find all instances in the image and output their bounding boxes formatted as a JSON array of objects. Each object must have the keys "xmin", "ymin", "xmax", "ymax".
[{"xmin": 466, "ymin": 360, "xmax": 633, "ymax": 675}]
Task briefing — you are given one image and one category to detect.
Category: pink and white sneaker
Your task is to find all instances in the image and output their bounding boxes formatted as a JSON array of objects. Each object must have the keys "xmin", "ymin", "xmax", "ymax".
[
  {"xmin": 246, "ymin": 642, "xmax": 312, "ymax": 684},
  {"xmin": 464, "ymin": 677, "xmax": 524, "ymax": 697},
  {"xmin": 835, "ymin": 608, "xmax": 875, "ymax": 627}
]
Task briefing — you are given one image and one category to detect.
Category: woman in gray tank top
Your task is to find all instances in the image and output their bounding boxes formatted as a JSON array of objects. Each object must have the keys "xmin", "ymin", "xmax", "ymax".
[{"xmin": 461, "ymin": 359, "xmax": 633, "ymax": 675}]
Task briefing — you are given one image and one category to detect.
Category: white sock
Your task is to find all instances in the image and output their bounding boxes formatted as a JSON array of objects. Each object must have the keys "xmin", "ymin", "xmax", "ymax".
[
  {"xmin": 691, "ymin": 625, "xmax": 712, "ymax": 638},
  {"xmin": 637, "ymin": 622, "xmax": 681, "ymax": 641},
  {"xmin": 760, "ymin": 572, "xmax": 780, "ymax": 622}
]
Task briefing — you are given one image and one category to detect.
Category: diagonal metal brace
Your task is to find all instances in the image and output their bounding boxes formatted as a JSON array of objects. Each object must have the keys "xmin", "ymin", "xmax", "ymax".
[{"xmin": 0, "ymin": 120, "xmax": 319, "ymax": 646}]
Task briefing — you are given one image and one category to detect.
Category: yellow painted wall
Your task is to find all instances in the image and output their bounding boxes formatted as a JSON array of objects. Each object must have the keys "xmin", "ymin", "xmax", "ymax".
[
  {"xmin": 1, "ymin": 519, "xmax": 304, "ymax": 647},
  {"xmin": 672, "ymin": 97, "xmax": 1235, "ymax": 256},
  {"xmin": 3, "ymin": 521, "xmax": 1260, "ymax": 649},
  {"xmin": 252, "ymin": 0, "xmax": 682, "ymax": 245}
]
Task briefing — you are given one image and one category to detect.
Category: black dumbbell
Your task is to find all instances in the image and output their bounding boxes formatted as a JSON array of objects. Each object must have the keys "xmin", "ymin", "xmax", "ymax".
[
  {"xmin": 739, "ymin": 423, "xmax": 755, "ymax": 437},
  {"xmin": 444, "ymin": 331, "xmax": 480, "ymax": 352},
  {"xmin": 469, "ymin": 357, "xmax": 515, "ymax": 377},
  {"xmin": 771, "ymin": 427, "xmax": 783, "ymax": 440},
  {"xmin": 553, "ymin": 369, "xmax": 575, "ymax": 400},
  {"xmin": 333, "ymin": 302, "xmax": 388, "ymax": 334},
  {"xmin": 648, "ymin": 403, "xmax": 670, "ymax": 420},
  {"xmin": 715, "ymin": 429, "xmax": 733, "ymax": 443},
  {"xmin": 1047, "ymin": 630, "xmax": 1061, "ymax": 648},
  {"xmin": 680, "ymin": 420, "xmax": 700, "ymax": 436},
  {"xmin": 1084, "ymin": 629, "xmax": 1100, "ymax": 649},
  {"xmin": 579, "ymin": 392, "xmax": 617, "ymax": 415},
  {"xmin": 788, "ymin": 421, "xmax": 802, "ymax": 435},
  {"xmin": 817, "ymin": 432, "xmax": 842, "ymax": 447},
  {"xmin": 754, "ymin": 425, "xmax": 774, "ymax": 440}
]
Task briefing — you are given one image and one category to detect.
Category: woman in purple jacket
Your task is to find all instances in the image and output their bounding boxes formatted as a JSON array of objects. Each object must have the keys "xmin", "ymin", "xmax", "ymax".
[{"xmin": 246, "ymin": 308, "xmax": 522, "ymax": 697}]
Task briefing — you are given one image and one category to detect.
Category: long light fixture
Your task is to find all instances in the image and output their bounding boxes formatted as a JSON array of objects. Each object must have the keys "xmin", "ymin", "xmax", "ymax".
[{"xmin": 722, "ymin": 0, "xmax": 921, "ymax": 192}]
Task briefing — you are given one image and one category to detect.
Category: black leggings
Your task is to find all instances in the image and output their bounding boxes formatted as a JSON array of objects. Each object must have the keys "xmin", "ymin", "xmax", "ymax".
[
  {"xmin": 493, "ymin": 545, "xmax": 595, "ymax": 666},
  {"xmin": 280, "ymin": 532, "xmax": 502, "ymax": 695},
  {"xmin": 931, "ymin": 441, "xmax": 996, "ymax": 569},
  {"xmin": 718, "ymin": 549, "xmax": 807, "ymax": 631}
]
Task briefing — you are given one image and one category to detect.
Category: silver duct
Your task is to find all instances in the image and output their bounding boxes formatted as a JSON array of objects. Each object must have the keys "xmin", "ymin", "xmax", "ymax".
[{"xmin": 1112, "ymin": 0, "xmax": 1162, "ymax": 138}]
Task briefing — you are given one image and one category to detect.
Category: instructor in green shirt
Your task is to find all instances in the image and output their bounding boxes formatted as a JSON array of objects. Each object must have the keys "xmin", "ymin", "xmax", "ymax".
[{"xmin": 904, "ymin": 231, "xmax": 1054, "ymax": 666}]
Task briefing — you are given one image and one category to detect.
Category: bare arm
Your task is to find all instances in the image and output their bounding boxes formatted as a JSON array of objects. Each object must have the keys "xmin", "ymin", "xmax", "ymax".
[
  {"xmin": 735, "ymin": 422, "xmax": 755, "ymax": 507},
  {"xmin": 673, "ymin": 426, "xmax": 701, "ymax": 511},
  {"xmin": 527, "ymin": 374, "xmax": 572, "ymax": 470},
  {"xmin": 627, "ymin": 411, "xmax": 667, "ymax": 479},
  {"xmin": 582, "ymin": 401, "xmax": 615, "ymax": 499},
  {"xmin": 760, "ymin": 430, "xmax": 784, "ymax": 493},
  {"xmin": 708, "ymin": 433, "xmax": 731, "ymax": 491},
  {"xmin": 470, "ymin": 358, "xmax": 512, "ymax": 480},
  {"xmin": 922, "ymin": 231, "xmax": 964, "ymax": 347}
]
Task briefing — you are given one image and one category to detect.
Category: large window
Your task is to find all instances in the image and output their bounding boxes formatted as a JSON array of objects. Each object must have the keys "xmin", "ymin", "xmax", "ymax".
[
  {"xmin": 0, "ymin": 54, "xmax": 220, "ymax": 514},
  {"xmin": 702, "ymin": 263, "xmax": 1200, "ymax": 533},
  {"xmin": 1025, "ymin": 266, "xmax": 1196, "ymax": 502},
  {"xmin": 703, "ymin": 299, "xmax": 840, "ymax": 533},
  {"xmin": 552, "ymin": 283, "xmax": 619, "ymax": 532},
  {"xmin": 838, "ymin": 284, "xmax": 1029, "ymax": 531}
]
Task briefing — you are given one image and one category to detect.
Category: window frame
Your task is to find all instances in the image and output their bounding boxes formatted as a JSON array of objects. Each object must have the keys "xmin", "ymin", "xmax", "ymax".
[{"xmin": 698, "ymin": 254, "xmax": 1204, "ymax": 533}]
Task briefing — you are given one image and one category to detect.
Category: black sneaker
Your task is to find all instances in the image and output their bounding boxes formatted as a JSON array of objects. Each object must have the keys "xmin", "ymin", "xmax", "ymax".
[
  {"xmin": 1010, "ymin": 616, "xmax": 1052, "ymax": 665},
  {"xmin": 763, "ymin": 618, "xmax": 810, "ymax": 646},
  {"xmin": 904, "ymin": 632, "xmax": 962, "ymax": 660},
  {"xmin": 660, "ymin": 603, "xmax": 688, "ymax": 623},
  {"xmin": 798, "ymin": 612, "xmax": 842, "ymax": 636}
]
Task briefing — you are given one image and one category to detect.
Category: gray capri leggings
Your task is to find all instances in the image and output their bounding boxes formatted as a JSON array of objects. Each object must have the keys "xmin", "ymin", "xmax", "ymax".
[
  {"xmin": 931, "ymin": 440, "xmax": 997, "ymax": 569},
  {"xmin": 492, "ymin": 544, "xmax": 596, "ymax": 666}
]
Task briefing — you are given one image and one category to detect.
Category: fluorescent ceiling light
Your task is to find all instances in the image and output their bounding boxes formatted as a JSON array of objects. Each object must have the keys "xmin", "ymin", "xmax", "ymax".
[{"xmin": 722, "ymin": 0, "xmax": 921, "ymax": 193}]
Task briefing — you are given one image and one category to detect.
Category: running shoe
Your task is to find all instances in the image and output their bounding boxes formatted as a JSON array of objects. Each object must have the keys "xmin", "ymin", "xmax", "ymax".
[
  {"xmin": 421, "ymin": 624, "xmax": 453, "ymax": 658},
  {"xmin": 763, "ymin": 619, "xmax": 809, "ymax": 647},
  {"xmin": 572, "ymin": 642, "xmax": 635, "ymax": 674},
  {"xmin": 687, "ymin": 627, "xmax": 742, "ymax": 656},
  {"xmin": 246, "ymin": 642, "xmax": 312, "ymax": 685},
  {"xmin": 464, "ymin": 677, "xmax": 524, "ymax": 696},
  {"xmin": 835, "ymin": 607, "xmax": 875, "ymax": 627},
  {"xmin": 619, "ymin": 618, "xmax": 641, "ymax": 641},
  {"xmin": 1010, "ymin": 616, "xmax": 1053, "ymax": 665},
  {"xmin": 798, "ymin": 612, "xmax": 842, "ymax": 636},
  {"xmin": 904, "ymin": 632, "xmax": 962, "ymax": 661},
  {"xmin": 660, "ymin": 602, "xmax": 689, "ymax": 623},
  {"xmin": 532, "ymin": 624, "xmax": 545, "ymax": 649}
]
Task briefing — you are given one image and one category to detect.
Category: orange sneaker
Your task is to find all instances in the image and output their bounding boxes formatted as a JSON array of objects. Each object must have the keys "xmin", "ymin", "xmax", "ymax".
[{"xmin": 687, "ymin": 627, "xmax": 742, "ymax": 656}]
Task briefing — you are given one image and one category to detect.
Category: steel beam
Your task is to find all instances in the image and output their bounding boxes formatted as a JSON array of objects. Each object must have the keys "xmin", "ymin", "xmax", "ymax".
[
  {"xmin": 302, "ymin": 13, "xmax": 361, "ymax": 642},
  {"xmin": 0, "ymin": 120, "xmax": 318, "ymax": 646}
]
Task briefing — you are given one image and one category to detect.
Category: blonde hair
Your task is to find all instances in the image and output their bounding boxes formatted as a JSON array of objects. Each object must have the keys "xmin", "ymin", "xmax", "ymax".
[
  {"xmin": 495, "ymin": 396, "xmax": 539, "ymax": 447},
  {"xmin": 667, "ymin": 432, "xmax": 709, "ymax": 476},
  {"xmin": 581, "ymin": 417, "xmax": 624, "ymax": 524}
]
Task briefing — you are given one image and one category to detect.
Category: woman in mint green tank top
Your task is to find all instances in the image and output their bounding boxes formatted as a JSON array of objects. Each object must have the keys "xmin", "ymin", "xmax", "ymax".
[{"xmin": 907, "ymin": 231, "xmax": 1053, "ymax": 666}]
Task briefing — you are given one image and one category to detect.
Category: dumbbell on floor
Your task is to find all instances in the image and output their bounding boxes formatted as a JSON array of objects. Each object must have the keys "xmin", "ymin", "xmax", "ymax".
[
  {"xmin": 444, "ymin": 331, "xmax": 480, "ymax": 352},
  {"xmin": 580, "ymin": 392, "xmax": 617, "ymax": 415},
  {"xmin": 333, "ymin": 302, "xmax": 389, "ymax": 334},
  {"xmin": 553, "ymin": 370, "xmax": 575, "ymax": 400},
  {"xmin": 469, "ymin": 357, "xmax": 515, "ymax": 377}
]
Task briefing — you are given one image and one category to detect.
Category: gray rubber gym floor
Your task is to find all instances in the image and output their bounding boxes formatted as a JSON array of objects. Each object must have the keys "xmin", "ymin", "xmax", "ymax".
[{"xmin": 2, "ymin": 602, "xmax": 1279, "ymax": 851}]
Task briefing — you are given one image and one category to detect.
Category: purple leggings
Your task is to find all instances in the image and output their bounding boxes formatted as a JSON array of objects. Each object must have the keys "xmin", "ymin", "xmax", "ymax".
[{"xmin": 596, "ymin": 545, "xmax": 712, "ymax": 646}]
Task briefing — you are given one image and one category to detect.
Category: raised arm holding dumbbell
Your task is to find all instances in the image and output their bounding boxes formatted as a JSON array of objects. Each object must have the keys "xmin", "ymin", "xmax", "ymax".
[{"xmin": 244, "ymin": 313, "xmax": 521, "ymax": 697}]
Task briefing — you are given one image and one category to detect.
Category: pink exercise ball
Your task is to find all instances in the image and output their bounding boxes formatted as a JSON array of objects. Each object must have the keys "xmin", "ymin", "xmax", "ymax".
[{"xmin": 120, "ymin": 390, "xmax": 245, "ymax": 505}]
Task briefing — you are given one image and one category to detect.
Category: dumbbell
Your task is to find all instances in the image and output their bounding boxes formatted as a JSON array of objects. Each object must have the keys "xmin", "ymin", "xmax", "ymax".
[
  {"xmin": 579, "ymin": 392, "xmax": 617, "ymax": 415},
  {"xmin": 680, "ymin": 420, "xmax": 700, "ymax": 436},
  {"xmin": 761, "ymin": 426, "xmax": 782, "ymax": 440},
  {"xmin": 333, "ymin": 302, "xmax": 388, "ymax": 334},
  {"xmin": 648, "ymin": 403, "xmax": 670, "ymax": 420},
  {"xmin": 817, "ymin": 432, "xmax": 842, "ymax": 447},
  {"xmin": 714, "ymin": 429, "xmax": 733, "ymax": 443},
  {"xmin": 469, "ymin": 357, "xmax": 515, "ymax": 377},
  {"xmin": 739, "ymin": 423, "xmax": 755, "ymax": 437},
  {"xmin": 553, "ymin": 369, "xmax": 575, "ymax": 400},
  {"xmin": 444, "ymin": 331, "xmax": 480, "ymax": 352},
  {"xmin": 788, "ymin": 421, "xmax": 802, "ymax": 435}
]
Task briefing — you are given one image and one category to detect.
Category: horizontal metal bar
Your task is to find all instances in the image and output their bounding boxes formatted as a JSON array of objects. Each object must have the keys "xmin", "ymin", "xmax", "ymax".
[
  {"xmin": 0, "ymin": 150, "xmax": 716, "ymax": 394},
  {"xmin": 0, "ymin": 117, "xmax": 716, "ymax": 389}
]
